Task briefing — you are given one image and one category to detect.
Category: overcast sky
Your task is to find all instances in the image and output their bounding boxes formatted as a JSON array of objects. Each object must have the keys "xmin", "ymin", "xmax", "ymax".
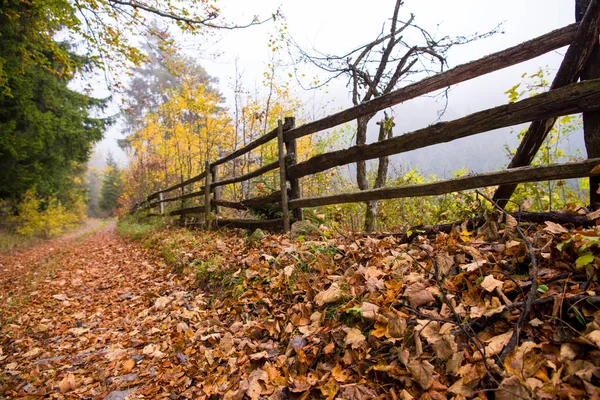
[{"xmin": 96, "ymin": 0, "xmax": 577, "ymax": 175}]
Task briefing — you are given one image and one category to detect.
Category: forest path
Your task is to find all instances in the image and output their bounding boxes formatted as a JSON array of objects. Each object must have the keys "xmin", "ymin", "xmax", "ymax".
[
  {"xmin": 0, "ymin": 218, "xmax": 109, "ymax": 285},
  {"xmin": 0, "ymin": 222, "xmax": 195, "ymax": 398}
]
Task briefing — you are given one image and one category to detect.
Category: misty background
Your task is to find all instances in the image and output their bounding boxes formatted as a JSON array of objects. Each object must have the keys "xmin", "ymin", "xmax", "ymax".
[{"xmin": 92, "ymin": 0, "xmax": 583, "ymax": 180}]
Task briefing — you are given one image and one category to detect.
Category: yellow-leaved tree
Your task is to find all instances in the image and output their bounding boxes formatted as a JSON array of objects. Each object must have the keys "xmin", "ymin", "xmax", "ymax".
[{"xmin": 120, "ymin": 37, "xmax": 233, "ymax": 210}]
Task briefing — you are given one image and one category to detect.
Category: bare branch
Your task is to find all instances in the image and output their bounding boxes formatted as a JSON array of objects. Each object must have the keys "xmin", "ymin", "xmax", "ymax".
[{"xmin": 107, "ymin": 0, "xmax": 278, "ymax": 30}]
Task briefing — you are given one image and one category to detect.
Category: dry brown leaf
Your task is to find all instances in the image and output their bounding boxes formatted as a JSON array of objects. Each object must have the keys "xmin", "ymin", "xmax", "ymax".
[
  {"xmin": 407, "ymin": 359, "xmax": 435, "ymax": 389},
  {"xmin": 503, "ymin": 214, "xmax": 518, "ymax": 241},
  {"xmin": 323, "ymin": 341, "xmax": 335, "ymax": 355},
  {"xmin": 142, "ymin": 344, "xmax": 165, "ymax": 358},
  {"xmin": 33, "ymin": 323, "xmax": 49, "ymax": 333},
  {"xmin": 483, "ymin": 296, "xmax": 506, "ymax": 317},
  {"xmin": 332, "ymin": 364, "xmax": 351, "ymax": 382},
  {"xmin": 105, "ymin": 346, "xmax": 128, "ymax": 361},
  {"xmin": 419, "ymin": 321, "xmax": 457, "ymax": 361},
  {"xmin": 123, "ymin": 359, "xmax": 135, "ymax": 372},
  {"xmin": 560, "ymin": 343, "xmax": 580, "ymax": 361},
  {"xmin": 446, "ymin": 351, "xmax": 464, "ymax": 376},
  {"xmin": 586, "ymin": 208, "xmax": 600, "ymax": 221},
  {"xmin": 154, "ymin": 296, "xmax": 172, "ymax": 310},
  {"xmin": 58, "ymin": 373, "xmax": 77, "ymax": 393},
  {"xmin": 341, "ymin": 384, "xmax": 377, "ymax": 400},
  {"xmin": 387, "ymin": 315, "xmax": 407, "ymax": 338},
  {"xmin": 586, "ymin": 330, "xmax": 600, "ymax": 348},
  {"xmin": 360, "ymin": 302, "xmax": 379, "ymax": 321},
  {"xmin": 68, "ymin": 327, "xmax": 89, "ymax": 336},
  {"xmin": 448, "ymin": 377, "xmax": 475, "ymax": 397},
  {"xmin": 23, "ymin": 347, "xmax": 42, "ymax": 358},
  {"xmin": 220, "ymin": 332, "xmax": 235, "ymax": 354},
  {"xmin": 435, "ymin": 251, "xmax": 454, "ymax": 279},
  {"xmin": 480, "ymin": 274, "xmax": 504, "ymax": 293},
  {"xmin": 247, "ymin": 369, "xmax": 268, "ymax": 399},
  {"xmin": 543, "ymin": 221, "xmax": 568, "ymax": 235},
  {"xmin": 314, "ymin": 282, "xmax": 343, "ymax": 306},
  {"xmin": 249, "ymin": 351, "xmax": 269, "ymax": 360},
  {"xmin": 52, "ymin": 293, "xmax": 68, "ymax": 301},
  {"xmin": 319, "ymin": 379, "xmax": 340, "ymax": 398},
  {"xmin": 496, "ymin": 376, "xmax": 531, "ymax": 400},
  {"xmin": 343, "ymin": 327, "xmax": 366, "ymax": 348},
  {"xmin": 504, "ymin": 341, "xmax": 539, "ymax": 377},
  {"xmin": 479, "ymin": 212, "xmax": 501, "ymax": 241},
  {"xmin": 460, "ymin": 258, "xmax": 487, "ymax": 272},
  {"xmin": 473, "ymin": 331, "xmax": 512, "ymax": 361},
  {"xmin": 404, "ymin": 282, "xmax": 435, "ymax": 308}
]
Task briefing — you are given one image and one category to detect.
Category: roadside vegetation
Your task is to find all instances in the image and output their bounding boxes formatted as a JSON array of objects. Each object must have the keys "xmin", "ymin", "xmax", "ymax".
[{"xmin": 115, "ymin": 202, "xmax": 600, "ymax": 398}]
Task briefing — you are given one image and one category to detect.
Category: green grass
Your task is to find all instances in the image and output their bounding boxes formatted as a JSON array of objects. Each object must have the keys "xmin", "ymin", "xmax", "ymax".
[{"xmin": 117, "ymin": 213, "xmax": 167, "ymax": 241}]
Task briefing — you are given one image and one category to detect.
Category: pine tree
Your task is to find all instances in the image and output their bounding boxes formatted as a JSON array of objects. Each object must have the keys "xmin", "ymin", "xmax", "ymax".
[{"xmin": 99, "ymin": 153, "xmax": 123, "ymax": 215}]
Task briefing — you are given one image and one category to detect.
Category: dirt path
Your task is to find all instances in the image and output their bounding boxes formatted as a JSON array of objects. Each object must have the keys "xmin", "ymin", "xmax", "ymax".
[
  {"xmin": 0, "ymin": 218, "xmax": 109, "ymax": 285},
  {"xmin": 0, "ymin": 223, "xmax": 197, "ymax": 398}
]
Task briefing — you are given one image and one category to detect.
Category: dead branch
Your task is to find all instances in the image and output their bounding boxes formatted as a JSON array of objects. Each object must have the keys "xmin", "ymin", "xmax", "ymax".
[{"xmin": 475, "ymin": 191, "xmax": 538, "ymax": 362}]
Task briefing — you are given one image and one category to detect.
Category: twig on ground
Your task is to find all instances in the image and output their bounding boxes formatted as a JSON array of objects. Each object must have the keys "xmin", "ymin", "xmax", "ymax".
[
  {"xmin": 476, "ymin": 191, "xmax": 538, "ymax": 362},
  {"xmin": 403, "ymin": 247, "xmax": 498, "ymax": 384}
]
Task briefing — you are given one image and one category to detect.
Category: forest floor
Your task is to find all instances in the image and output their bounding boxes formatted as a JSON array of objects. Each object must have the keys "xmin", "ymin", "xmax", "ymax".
[{"xmin": 0, "ymin": 216, "xmax": 599, "ymax": 399}]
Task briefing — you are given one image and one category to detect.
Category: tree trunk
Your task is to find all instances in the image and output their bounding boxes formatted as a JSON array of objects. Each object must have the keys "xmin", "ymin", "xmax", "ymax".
[
  {"xmin": 577, "ymin": 0, "xmax": 600, "ymax": 210},
  {"xmin": 364, "ymin": 115, "xmax": 394, "ymax": 231},
  {"xmin": 356, "ymin": 116, "xmax": 369, "ymax": 190}
]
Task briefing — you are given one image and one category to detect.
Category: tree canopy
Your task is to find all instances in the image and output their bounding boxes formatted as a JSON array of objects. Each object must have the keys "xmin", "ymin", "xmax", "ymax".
[
  {"xmin": 0, "ymin": 1, "xmax": 108, "ymax": 202},
  {"xmin": 0, "ymin": 0, "xmax": 278, "ymax": 94}
]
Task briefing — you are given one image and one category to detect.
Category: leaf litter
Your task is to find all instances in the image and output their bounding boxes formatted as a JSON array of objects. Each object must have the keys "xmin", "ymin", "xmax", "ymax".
[{"xmin": 0, "ymin": 215, "xmax": 599, "ymax": 399}]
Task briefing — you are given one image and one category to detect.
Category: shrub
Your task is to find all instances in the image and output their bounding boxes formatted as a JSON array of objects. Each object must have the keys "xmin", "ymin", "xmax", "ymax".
[{"xmin": 11, "ymin": 190, "xmax": 84, "ymax": 238}]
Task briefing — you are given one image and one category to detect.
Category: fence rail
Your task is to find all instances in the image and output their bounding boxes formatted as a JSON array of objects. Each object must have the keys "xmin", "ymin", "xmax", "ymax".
[{"xmin": 132, "ymin": 3, "xmax": 600, "ymax": 231}]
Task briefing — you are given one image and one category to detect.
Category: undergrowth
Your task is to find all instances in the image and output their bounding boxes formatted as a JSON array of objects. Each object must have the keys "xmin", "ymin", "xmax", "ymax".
[
  {"xmin": 117, "ymin": 212, "xmax": 169, "ymax": 241},
  {"xmin": 0, "ymin": 231, "xmax": 40, "ymax": 254}
]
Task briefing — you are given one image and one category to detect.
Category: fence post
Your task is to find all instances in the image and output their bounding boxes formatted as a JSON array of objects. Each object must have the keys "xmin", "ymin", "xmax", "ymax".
[
  {"xmin": 158, "ymin": 190, "xmax": 164, "ymax": 216},
  {"xmin": 212, "ymin": 164, "xmax": 220, "ymax": 215},
  {"xmin": 577, "ymin": 0, "xmax": 600, "ymax": 210},
  {"xmin": 277, "ymin": 120, "xmax": 290, "ymax": 232},
  {"xmin": 284, "ymin": 116, "xmax": 303, "ymax": 222},
  {"xmin": 204, "ymin": 160, "xmax": 212, "ymax": 230}
]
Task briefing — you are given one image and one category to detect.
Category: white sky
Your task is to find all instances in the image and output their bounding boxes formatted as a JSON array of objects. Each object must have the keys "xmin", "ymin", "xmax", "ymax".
[{"xmin": 96, "ymin": 0, "xmax": 577, "ymax": 175}]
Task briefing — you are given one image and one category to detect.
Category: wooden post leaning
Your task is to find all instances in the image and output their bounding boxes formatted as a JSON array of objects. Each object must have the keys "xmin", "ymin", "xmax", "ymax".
[
  {"xmin": 577, "ymin": 0, "xmax": 600, "ymax": 210},
  {"xmin": 277, "ymin": 120, "xmax": 291, "ymax": 232},
  {"xmin": 158, "ymin": 190, "xmax": 164, "ymax": 216},
  {"xmin": 204, "ymin": 160, "xmax": 212, "ymax": 230},
  {"xmin": 284, "ymin": 116, "xmax": 303, "ymax": 222}
]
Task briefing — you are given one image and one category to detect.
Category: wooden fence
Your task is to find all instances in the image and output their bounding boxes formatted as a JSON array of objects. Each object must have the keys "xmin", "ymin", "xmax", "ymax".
[{"xmin": 132, "ymin": 1, "xmax": 600, "ymax": 232}]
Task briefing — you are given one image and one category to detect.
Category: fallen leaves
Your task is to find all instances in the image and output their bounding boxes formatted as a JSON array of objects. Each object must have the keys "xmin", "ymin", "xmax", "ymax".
[
  {"xmin": 123, "ymin": 358, "xmax": 136, "ymax": 372},
  {"xmin": 1, "ymin": 217, "xmax": 599, "ymax": 399},
  {"xmin": 58, "ymin": 373, "xmax": 78, "ymax": 393},
  {"xmin": 480, "ymin": 274, "xmax": 504, "ymax": 292},
  {"xmin": 314, "ymin": 282, "xmax": 344, "ymax": 306},
  {"xmin": 404, "ymin": 282, "xmax": 435, "ymax": 307},
  {"xmin": 343, "ymin": 327, "xmax": 366, "ymax": 348}
]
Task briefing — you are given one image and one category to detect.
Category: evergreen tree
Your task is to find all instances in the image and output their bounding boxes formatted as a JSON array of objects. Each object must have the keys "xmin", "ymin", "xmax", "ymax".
[
  {"xmin": 0, "ymin": 1, "xmax": 108, "ymax": 203},
  {"xmin": 99, "ymin": 153, "xmax": 123, "ymax": 215}
]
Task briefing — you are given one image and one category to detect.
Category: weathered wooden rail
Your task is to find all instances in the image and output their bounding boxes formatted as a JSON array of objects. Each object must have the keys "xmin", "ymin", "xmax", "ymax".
[{"xmin": 131, "ymin": 1, "xmax": 600, "ymax": 231}]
